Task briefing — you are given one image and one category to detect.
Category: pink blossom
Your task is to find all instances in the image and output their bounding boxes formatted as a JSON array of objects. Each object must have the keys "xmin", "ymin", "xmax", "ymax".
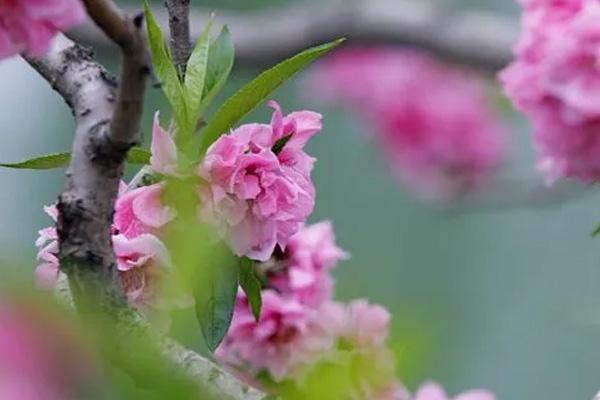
[
  {"xmin": 35, "ymin": 194, "xmax": 174, "ymax": 312},
  {"xmin": 268, "ymin": 221, "xmax": 348, "ymax": 307},
  {"xmin": 412, "ymin": 382, "xmax": 495, "ymax": 400},
  {"xmin": 500, "ymin": 0, "xmax": 600, "ymax": 182},
  {"xmin": 113, "ymin": 233, "xmax": 171, "ymax": 309},
  {"xmin": 34, "ymin": 205, "xmax": 59, "ymax": 289},
  {"xmin": 216, "ymin": 290, "xmax": 335, "ymax": 382},
  {"xmin": 308, "ymin": 47, "xmax": 505, "ymax": 202},
  {"xmin": 200, "ymin": 101, "xmax": 321, "ymax": 261},
  {"xmin": 150, "ymin": 111, "xmax": 179, "ymax": 176},
  {"xmin": 0, "ymin": 0, "xmax": 86, "ymax": 60},
  {"xmin": 114, "ymin": 183, "xmax": 175, "ymax": 238}
]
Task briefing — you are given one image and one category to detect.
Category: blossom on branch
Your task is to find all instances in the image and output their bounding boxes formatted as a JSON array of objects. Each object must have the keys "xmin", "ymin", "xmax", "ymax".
[
  {"xmin": 199, "ymin": 101, "xmax": 321, "ymax": 261},
  {"xmin": 500, "ymin": 0, "xmax": 600, "ymax": 182},
  {"xmin": 268, "ymin": 221, "xmax": 348, "ymax": 307},
  {"xmin": 0, "ymin": 0, "xmax": 86, "ymax": 60},
  {"xmin": 307, "ymin": 47, "xmax": 506, "ymax": 202}
]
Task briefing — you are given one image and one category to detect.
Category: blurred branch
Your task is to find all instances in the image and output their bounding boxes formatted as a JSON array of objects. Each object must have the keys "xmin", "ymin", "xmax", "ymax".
[
  {"xmin": 166, "ymin": 0, "xmax": 192, "ymax": 77},
  {"xmin": 69, "ymin": 0, "xmax": 517, "ymax": 72},
  {"xmin": 54, "ymin": 274, "xmax": 265, "ymax": 400},
  {"xmin": 451, "ymin": 178, "xmax": 595, "ymax": 213}
]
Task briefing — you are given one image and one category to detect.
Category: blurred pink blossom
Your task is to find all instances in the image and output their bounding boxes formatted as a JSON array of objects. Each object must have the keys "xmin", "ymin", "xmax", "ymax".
[
  {"xmin": 0, "ymin": 0, "xmax": 86, "ymax": 60},
  {"xmin": 500, "ymin": 0, "xmax": 600, "ymax": 182},
  {"xmin": 337, "ymin": 299, "xmax": 391, "ymax": 348},
  {"xmin": 412, "ymin": 382, "xmax": 495, "ymax": 400},
  {"xmin": 199, "ymin": 101, "xmax": 321, "ymax": 261},
  {"xmin": 308, "ymin": 47, "xmax": 506, "ymax": 202},
  {"xmin": 0, "ymin": 297, "xmax": 96, "ymax": 400}
]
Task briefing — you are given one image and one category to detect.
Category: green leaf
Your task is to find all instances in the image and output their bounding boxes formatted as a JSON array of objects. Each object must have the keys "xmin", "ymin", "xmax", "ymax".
[
  {"xmin": 0, "ymin": 148, "xmax": 151, "ymax": 170},
  {"xmin": 199, "ymin": 26, "xmax": 235, "ymax": 114},
  {"xmin": 127, "ymin": 147, "xmax": 151, "ymax": 165},
  {"xmin": 272, "ymin": 133, "xmax": 293, "ymax": 155},
  {"xmin": 238, "ymin": 258, "xmax": 263, "ymax": 321},
  {"xmin": 198, "ymin": 38, "xmax": 345, "ymax": 155},
  {"xmin": 183, "ymin": 18, "xmax": 213, "ymax": 133},
  {"xmin": 143, "ymin": 0, "xmax": 187, "ymax": 132},
  {"xmin": 592, "ymin": 223, "xmax": 600, "ymax": 237},
  {"xmin": 0, "ymin": 152, "xmax": 70, "ymax": 170},
  {"xmin": 194, "ymin": 245, "xmax": 239, "ymax": 352}
]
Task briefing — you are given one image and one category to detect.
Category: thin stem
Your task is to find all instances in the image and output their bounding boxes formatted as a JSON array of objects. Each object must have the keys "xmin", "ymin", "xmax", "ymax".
[{"xmin": 166, "ymin": 0, "xmax": 192, "ymax": 78}]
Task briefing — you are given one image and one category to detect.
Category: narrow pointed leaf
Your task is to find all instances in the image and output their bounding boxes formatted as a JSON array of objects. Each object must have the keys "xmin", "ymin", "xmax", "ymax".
[
  {"xmin": 198, "ymin": 38, "xmax": 345, "ymax": 154},
  {"xmin": 0, "ymin": 152, "xmax": 70, "ymax": 169},
  {"xmin": 0, "ymin": 148, "xmax": 151, "ymax": 170},
  {"xmin": 143, "ymin": 0, "xmax": 187, "ymax": 131},
  {"xmin": 184, "ymin": 18, "xmax": 213, "ymax": 132},
  {"xmin": 238, "ymin": 258, "xmax": 262, "ymax": 321},
  {"xmin": 194, "ymin": 244, "xmax": 239, "ymax": 352},
  {"xmin": 199, "ymin": 26, "xmax": 235, "ymax": 114},
  {"xmin": 592, "ymin": 223, "xmax": 600, "ymax": 237}
]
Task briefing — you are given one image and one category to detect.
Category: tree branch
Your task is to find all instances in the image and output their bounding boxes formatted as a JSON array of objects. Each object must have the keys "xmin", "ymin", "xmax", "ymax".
[
  {"xmin": 26, "ymin": 34, "xmax": 128, "ymax": 313},
  {"xmin": 27, "ymin": 0, "xmax": 150, "ymax": 315},
  {"xmin": 69, "ymin": 0, "xmax": 517, "ymax": 72},
  {"xmin": 166, "ymin": 0, "xmax": 192, "ymax": 77}
]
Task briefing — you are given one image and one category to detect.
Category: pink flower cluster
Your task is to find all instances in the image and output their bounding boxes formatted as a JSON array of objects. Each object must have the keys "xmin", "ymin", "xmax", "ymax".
[
  {"xmin": 0, "ymin": 296, "xmax": 97, "ymax": 400},
  {"xmin": 215, "ymin": 222, "xmax": 350, "ymax": 382},
  {"xmin": 307, "ymin": 46, "xmax": 506, "ymax": 202},
  {"xmin": 0, "ymin": 0, "xmax": 86, "ymax": 60},
  {"xmin": 500, "ymin": 0, "xmax": 600, "ymax": 182},
  {"xmin": 35, "ymin": 113, "xmax": 176, "ymax": 312},
  {"xmin": 200, "ymin": 101, "xmax": 321, "ymax": 261},
  {"xmin": 216, "ymin": 222, "xmax": 492, "ymax": 399}
]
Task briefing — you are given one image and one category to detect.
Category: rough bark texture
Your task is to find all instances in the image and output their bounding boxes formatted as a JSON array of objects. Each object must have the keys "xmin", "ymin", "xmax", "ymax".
[
  {"xmin": 26, "ymin": 35, "xmax": 130, "ymax": 314},
  {"xmin": 70, "ymin": 0, "xmax": 517, "ymax": 72},
  {"xmin": 166, "ymin": 0, "xmax": 192, "ymax": 77}
]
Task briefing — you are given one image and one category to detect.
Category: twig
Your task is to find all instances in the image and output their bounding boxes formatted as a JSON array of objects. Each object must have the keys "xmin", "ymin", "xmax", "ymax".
[
  {"xmin": 166, "ymin": 0, "xmax": 192, "ymax": 77},
  {"xmin": 69, "ymin": 0, "xmax": 517, "ymax": 72}
]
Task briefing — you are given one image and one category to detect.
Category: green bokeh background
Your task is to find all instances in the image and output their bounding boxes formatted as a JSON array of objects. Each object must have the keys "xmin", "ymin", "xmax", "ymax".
[{"xmin": 1, "ymin": 0, "xmax": 599, "ymax": 399}]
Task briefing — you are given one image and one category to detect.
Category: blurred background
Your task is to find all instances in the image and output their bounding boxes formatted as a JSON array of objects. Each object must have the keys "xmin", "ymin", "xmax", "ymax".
[{"xmin": 1, "ymin": 0, "xmax": 600, "ymax": 399}]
